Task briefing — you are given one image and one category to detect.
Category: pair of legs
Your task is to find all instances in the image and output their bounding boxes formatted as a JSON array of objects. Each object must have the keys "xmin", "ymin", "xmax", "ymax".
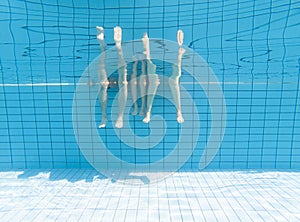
[
  {"xmin": 130, "ymin": 60, "xmax": 159, "ymax": 119},
  {"xmin": 96, "ymin": 26, "xmax": 127, "ymax": 128}
]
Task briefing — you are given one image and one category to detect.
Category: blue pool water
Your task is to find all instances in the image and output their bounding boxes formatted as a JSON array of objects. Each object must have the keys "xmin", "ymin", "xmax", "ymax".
[{"xmin": 0, "ymin": 0, "xmax": 300, "ymax": 170}]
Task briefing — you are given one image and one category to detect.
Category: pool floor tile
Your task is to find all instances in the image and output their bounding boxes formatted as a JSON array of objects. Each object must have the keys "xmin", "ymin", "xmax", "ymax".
[{"xmin": 0, "ymin": 169, "xmax": 299, "ymax": 222}]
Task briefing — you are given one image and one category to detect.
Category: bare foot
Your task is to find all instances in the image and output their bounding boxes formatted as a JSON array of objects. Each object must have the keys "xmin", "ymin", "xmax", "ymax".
[
  {"xmin": 114, "ymin": 26, "xmax": 122, "ymax": 47},
  {"xmin": 177, "ymin": 30, "xmax": 184, "ymax": 46},
  {"xmin": 143, "ymin": 112, "xmax": 151, "ymax": 123},
  {"xmin": 98, "ymin": 123, "xmax": 106, "ymax": 128},
  {"xmin": 132, "ymin": 109, "xmax": 138, "ymax": 115},
  {"xmin": 132, "ymin": 105, "xmax": 138, "ymax": 115},
  {"xmin": 115, "ymin": 116, "xmax": 123, "ymax": 128},
  {"xmin": 177, "ymin": 112, "xmax": 184, "ymax": 123},
  {"xmin": 98, "ymin": 118, "xmax": 107, "ymax": 128}
]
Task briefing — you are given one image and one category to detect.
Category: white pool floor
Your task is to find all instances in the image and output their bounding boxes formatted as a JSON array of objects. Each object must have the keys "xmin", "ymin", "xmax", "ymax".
[{"xmin": 0, "ymin": 169, "xmax": 299, "ymax": 222}]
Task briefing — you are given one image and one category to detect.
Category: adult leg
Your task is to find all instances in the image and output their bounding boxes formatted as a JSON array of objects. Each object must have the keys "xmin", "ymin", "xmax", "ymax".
[
  {"xmin": 96, "ymin": 26, "xmax": 109, "ymax": 128},
  {"xmin": 114, "ymin": 26, "xmax": 128, "ymax": 129},
  {"xmin": 141, "ymin": 33, "xmax": 160, "ymax": 123},
  {"xmin": 168, "ymin": 30, "xmax": 185, "ymax": 123},
  {"xmin": 143, "ymin": 61, "xmax": 160, "ymax": 123},
  {"xmin": 139, "ymin": 59, "xmax": 147, "ymax": 116},
  {"xmin": 130, "ymin": 57, "xmax": 138, "ymax": 115}
]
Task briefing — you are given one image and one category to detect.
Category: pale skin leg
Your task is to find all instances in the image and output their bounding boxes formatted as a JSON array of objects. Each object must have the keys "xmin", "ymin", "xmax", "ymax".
[
  {"xmin": 96, "ymin": 26, "xmax": 109, "ymax": 128},
  {"xmin": 142, "ymin": 33, "xmax": 160, "ymax": 123},
  {"xmin": 143, "ymin": 65, "xmax": 160, "ymax": 123},
  {"xmin": 114, "ymin": 26, "xmax": 128, "ymax": 129},
  {"xmin": 130, "ymin": 57, "xmax": 138, "ymax": 115},
  {"xmin": 168, "ymin": 30, "xmax": 185, "ymax": 123},
  {"xmin": 139, "ymin": 59, "xmax": 147, "ymax": 116}
]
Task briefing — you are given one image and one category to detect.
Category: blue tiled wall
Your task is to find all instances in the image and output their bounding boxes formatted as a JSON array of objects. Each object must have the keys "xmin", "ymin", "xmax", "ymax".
[{"xmin": 0, "ymin": 0, "xmax": 299, "ymax": 169}]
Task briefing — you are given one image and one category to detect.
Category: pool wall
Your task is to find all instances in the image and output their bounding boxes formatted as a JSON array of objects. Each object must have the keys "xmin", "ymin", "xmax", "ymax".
[{"xmin": 0, "ymin": 0, "xmax": 299, "ymax": 169}]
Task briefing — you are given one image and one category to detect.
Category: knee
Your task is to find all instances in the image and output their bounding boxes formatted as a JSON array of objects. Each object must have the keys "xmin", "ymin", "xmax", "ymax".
[
  {"xmin": 100, "ymin": 80, "xmax": 109, "ymax": 87},
  {"xmin": 118, "ymin": 80, "xmax": 128, "ymax": 87}
]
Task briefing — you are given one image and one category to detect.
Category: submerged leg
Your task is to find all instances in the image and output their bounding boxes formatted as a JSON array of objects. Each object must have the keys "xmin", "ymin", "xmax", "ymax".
[
  {"xmin": 115, "ymin": 64, "xmax": 128, "ymax": 128},
  {"xmin": 141, "ymin": 33, "xmax": 159, "ymax": 123},
  {"xmin": 168, "ymin": 30, "xmax": 185, "ymax": 123},
  {"xmin": 139, "ymin": 60, "xmax": 147, "ymax": 116},
  {"xmin": 168, "ymin": 69, "xmax": 184, "ymax": 123},
  {"xmin": 130, "ymin": 58, "xmax": 138, "ymax": 115},
  {"xmin": 96, "ymin": 26, "xmax": 109, "ymax": 128},
  {"xmin": 143, "ymin": 61, "xmax": 160, "ymax": 123},
  {"xmin": 114, "ymin": 26, "xmax": 128, "ymax": 129},
  {"xmin": 98, "ymin": 81, "xmax": 109, "ymax": 128}
]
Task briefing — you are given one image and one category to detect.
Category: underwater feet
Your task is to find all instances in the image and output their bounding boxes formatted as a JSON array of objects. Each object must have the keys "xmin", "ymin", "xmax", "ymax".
[
  {"xmin": 98, "ymin": 117, "xmax": 107, "ymax": 128},
  {"xmin": 142, "ymin": 112, "xmax": 151, "ymax": 123},
  {"xmin": 115, "ymin": 116, "xmax": 123, "ymax": 129},
  {"xmin": 177, "ymin": 112, "xmax": 184, "ymax": 124}
]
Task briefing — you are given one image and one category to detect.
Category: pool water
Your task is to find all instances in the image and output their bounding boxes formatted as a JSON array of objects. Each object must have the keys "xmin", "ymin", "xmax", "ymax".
[{"xmin": 0, "ymin": 0, "xmax": 300, "ymax": 170}]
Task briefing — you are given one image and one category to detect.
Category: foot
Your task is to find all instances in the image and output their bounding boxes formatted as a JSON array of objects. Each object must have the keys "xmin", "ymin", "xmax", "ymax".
[
  {"xmin": 132, "ymin": 109, "xmax": 138, "ymax": 116},
  {"xmin": 98, "ymin": 118, "xmax": 107, "ymax": 128},
  {"xmin": 96, "ymin": 26, "xmax": 104, "ymax": 41},
  {"xmin": 143, "ymin": 112, "xmax": 150, "ymax": 123},
  {"xmin": 114, "ymin": 26, "xmax": 122, "ymax": 47},
  {"xmin": 177, "ymin": 30, "xmax": 184, "ymax": 46},
  {"xmin": 115, "ymin": 116, "xmax": 123, "ymax": 128},
  {"xmin": 132, "ymin": 105, "xmax": 138, "ymax": 115},
  {"xmin": 177, "ymin": 112, "xmax": 184, "ymax": 123}
]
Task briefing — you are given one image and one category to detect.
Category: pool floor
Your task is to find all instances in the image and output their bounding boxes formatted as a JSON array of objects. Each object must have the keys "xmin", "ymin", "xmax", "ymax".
[{"xmin": 0, "ymin": 169, "xmax": 299, "ymax": 221}]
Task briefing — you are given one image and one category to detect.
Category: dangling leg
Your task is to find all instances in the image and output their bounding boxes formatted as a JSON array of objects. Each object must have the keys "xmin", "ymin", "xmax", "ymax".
[
  {"xmin": 168, "ymin": 65, "xmax": 184, "ymax": 123},
  {"xmin": 168, "ymin": 30, "xmax": 185, "ymax": 123},
  {"xmin": 96, "ymin": 26, "xmax": 109, "ymax": 128},
  {"xmin": 141, "ymin": 33, "xmax": 159, "ymax": 123},
  {"xmin": 143, "ymin": 68, "xmax": 160, "ymax": 123},
  {"xmin": 130, "ymin": 57, "xmax": 138, "ymax": 115},
  {"xmin": 139, "ymin": 59, "xmax": 147, "ymax": 116},
  {"xmin": 114, "ymin": 26, "xmax": 128, "ymax": 129},
  {"xmin": 98, "ymin": 81, "xmax": 108, "ymax": 128},
  {"xmin": 116, "ymin": 64, "xmax": 128, "ymax": 128}
]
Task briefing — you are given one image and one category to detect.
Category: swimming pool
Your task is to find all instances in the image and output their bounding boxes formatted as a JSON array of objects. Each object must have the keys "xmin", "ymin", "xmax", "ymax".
[{"xmin": 0, "ymin": 0, "xmax": 299, "ymax": 173}]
